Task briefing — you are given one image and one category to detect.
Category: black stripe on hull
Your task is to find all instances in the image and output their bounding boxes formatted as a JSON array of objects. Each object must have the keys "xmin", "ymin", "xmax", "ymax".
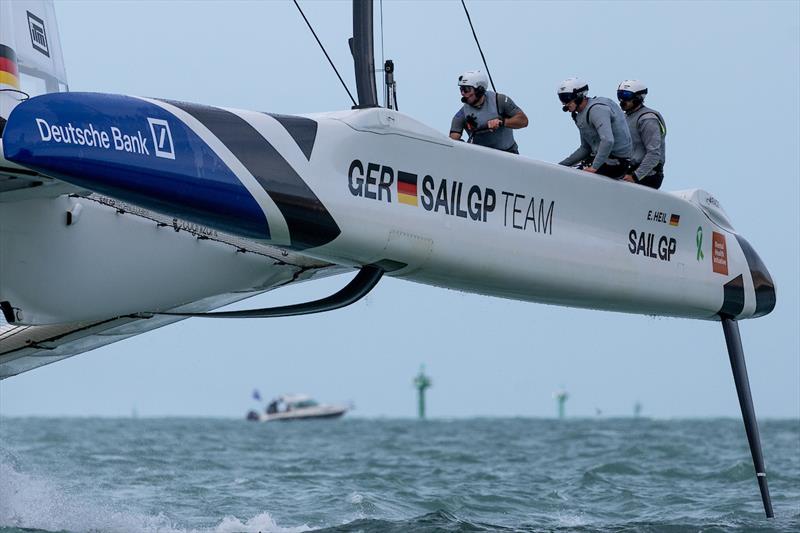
[
  {"xmin": 735, "ymin": 236, "xmax": 776, "ymax": 318},
  {"xmin": 162, "ymin": 100, "xmax": 340, "ymax": 250},
  {"xmin": 265, "ymin": 113, "xmax": 318, "ymax": 161},
  {"xmin": 719, "ymin": 274, "xmax": 745, "ymax": 319}
]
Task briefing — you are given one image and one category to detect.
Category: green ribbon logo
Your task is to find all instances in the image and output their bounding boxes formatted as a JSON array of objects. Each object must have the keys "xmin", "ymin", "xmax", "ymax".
[{"xmin": 696, "ymin": 226, "xmax": 704, "ymax": 261}]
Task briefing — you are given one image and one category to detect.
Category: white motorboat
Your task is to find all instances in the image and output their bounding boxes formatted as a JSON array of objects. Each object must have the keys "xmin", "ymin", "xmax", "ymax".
[{"xmin": 246, "ymin": 394, "xmax": 348, "ymax": 422}]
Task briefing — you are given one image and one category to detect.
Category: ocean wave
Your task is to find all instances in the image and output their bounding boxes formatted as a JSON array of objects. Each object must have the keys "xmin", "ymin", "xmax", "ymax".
[
  {"xmin": 0, "ymin": 455, "xmax": 309, "ymax": 533},
  {"xmin": 1, "ymin": 418, "xmax": 798, "ymax": 532}
]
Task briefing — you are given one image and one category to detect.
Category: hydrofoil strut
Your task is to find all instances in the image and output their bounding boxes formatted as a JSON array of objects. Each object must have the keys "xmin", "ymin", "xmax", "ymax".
[{"xmin": 721, "ymin": 317, "xmax": 774, "ymax": 518}]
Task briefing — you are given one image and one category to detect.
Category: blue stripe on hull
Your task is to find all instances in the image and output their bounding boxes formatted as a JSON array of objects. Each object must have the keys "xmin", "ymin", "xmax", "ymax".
[{"xmin": 3, "ymin": 92, "xmax": 270, "ymax": 239}]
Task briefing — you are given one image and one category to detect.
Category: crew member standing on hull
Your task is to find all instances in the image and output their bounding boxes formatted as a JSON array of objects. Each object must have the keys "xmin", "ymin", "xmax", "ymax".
[
  {"xmin": 557, "ymin": 78, "xmax": 632, "ymax": 178},
  {"xmin": 617, "ymin": 80, "xmax": 667, "ymax": 189},
  {"xmin": 450, "ymin": 70, "xmax": 528, "ymax": 154}
]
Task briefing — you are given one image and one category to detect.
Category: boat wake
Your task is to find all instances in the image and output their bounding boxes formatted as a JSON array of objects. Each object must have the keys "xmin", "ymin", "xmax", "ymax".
[{"xmin": 0, "ymin": 453, "xmax": 310, "ymax": 533}]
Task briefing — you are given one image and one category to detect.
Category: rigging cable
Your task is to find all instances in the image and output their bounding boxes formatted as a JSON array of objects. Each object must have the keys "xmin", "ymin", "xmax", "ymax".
[
  {"xmin": 378, "ymin": 0, "xmax": 398, "ymax": 110},
  {"xmin": 380, "ymin": 0, "xmax": 385, "ymax": 104},
  {"xmin": 460, "ymin": 0, "xmax": 497, "ymax": 92},
  {"xmin": 292, "ymin": 0, "xmax": 357, "ymax": 107}
]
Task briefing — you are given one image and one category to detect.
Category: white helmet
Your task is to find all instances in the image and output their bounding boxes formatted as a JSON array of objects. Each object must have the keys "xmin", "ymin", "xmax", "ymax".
[
  {"xmin": 458, "ymin": 70, "xmax": 489, "ymax": 93},
  {"xmin": 617, "ymin": 79, "xmax": 648, "ymax": 102},
  {"xmin": 557, "ymin": 78, "xmax": 589, "ymax": 106}
]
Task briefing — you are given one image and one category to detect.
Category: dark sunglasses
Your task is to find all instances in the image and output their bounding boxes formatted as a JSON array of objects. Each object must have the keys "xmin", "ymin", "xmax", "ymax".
[
  {"xmin": 459, "ymin": 86, "xmax": 474, "ymax": 93},
  {"xmin": 617, "ymin": 90, "xmax": 636, "ymax": 101},
  {"xmin": 558, "ymin": 92, "xmax": 577, "ymax": 104}
]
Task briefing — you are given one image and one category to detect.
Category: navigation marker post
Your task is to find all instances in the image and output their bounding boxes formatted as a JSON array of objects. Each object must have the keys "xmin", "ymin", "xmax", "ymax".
[
  {"xmin": 553, "ymin": 388, "xmax": 569, "ymax": 419},
  {"xmin": 414, "ymin": 365, "xmax": 432, "ymax": 420}
]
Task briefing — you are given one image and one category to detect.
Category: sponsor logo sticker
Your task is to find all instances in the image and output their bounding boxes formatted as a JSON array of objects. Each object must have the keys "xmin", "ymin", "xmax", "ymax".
[
  {"xmin": 712, "ymin": 231, "xmax": 728, "ymax": 275},
  {"xmin": 32, "ymin": 116, "xmax": 179, "ymax": 161},
  {"xmin": 696, "ymin": 226, "xmax": 704, "ymax": 261},
  {"xmin": 148, "ymin": 118, "xmax": 175, "ymax": 160},
  {"xmin": 26, "ymin": 12, "xmax": 49, "ymax": 57}
]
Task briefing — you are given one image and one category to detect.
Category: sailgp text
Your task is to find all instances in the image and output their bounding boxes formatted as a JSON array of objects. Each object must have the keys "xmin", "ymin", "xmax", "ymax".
[
  {"xmin": 347, "ymin": 158, "xmax": 555, "ymax": 235},
  {"xmin": 628, "ymin": 229, "xmax": 677, "ymax": 261}
]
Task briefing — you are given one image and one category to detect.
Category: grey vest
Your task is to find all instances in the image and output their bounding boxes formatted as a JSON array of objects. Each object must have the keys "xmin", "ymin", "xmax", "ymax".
[
  {"xmin": 625, "ymin": 105, "xmax": 666, "ymax": 176},
  {"xmin": 573, "ymin": 96, "xmax": 632, "ymax": 160},
  {"xmin": 461, "ymin": 90, "xmax": 516, "ymax": 151}
]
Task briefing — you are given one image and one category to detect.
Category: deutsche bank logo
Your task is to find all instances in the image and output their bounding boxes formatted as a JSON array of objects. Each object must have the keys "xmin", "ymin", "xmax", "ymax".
[
  {"xmin": 147, "ymin": 118, "xmax": 175, "ymax": 160},
  {"xmin": 27, "ymin": 12, "xmax": 49, "ymax": 57}
]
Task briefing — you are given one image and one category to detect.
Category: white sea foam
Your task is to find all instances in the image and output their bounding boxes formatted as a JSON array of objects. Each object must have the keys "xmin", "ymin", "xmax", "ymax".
[
  {"xmin": 554, "ymin": 510, "xmax": 589, "ymax": 528},
  {"xmin": 0, "ymin": 458, "xmax": 311, "ymax": 533},
  {"xmin": 0, "ymin": 470, "xmax": 160, "ymax": 529},
  {"xmin": 0, "ymin": 459, "xmax": 181, "ymax": 532},
  {"xmin": 212, "ymin": 512, "xmax": 311, "ymax": 533}
]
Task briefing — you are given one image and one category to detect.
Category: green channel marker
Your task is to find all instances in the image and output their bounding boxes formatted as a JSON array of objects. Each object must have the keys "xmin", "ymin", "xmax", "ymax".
[{"xmin": 413, "ymin": 365, "xmax": 432, "ymax": 419}]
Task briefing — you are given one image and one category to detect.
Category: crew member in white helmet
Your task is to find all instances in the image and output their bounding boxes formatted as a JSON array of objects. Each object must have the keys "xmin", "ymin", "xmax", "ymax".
[
  {"xmin": 450, "ymin": 70, "xmax": 528, "ymax": 154},
  {"xmin": 617, "ymin": 80, "xmax": 667, "ymax": 189},
  {"xmin": 558, "ymin": 78, "xmax": 632, "ymax": 178}
]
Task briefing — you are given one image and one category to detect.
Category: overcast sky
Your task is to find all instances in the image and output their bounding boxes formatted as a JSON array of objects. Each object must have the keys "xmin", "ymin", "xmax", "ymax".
[{"xmin": 0, "ymin": 1, "xmax": 797, "ymax": 419}]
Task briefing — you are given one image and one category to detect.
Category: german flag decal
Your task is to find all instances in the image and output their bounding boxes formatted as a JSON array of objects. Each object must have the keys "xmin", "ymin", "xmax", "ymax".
[
  {"xmin": 669, "ymin": 213, "xmax": 680, "ymax": 226},
  {"xmin": 0, "ymin": 44, "xmax": 20, "ymax": 89},
  {"xmin": 397, "ymin": 170, "xmax": 418, "ymax": 206}
]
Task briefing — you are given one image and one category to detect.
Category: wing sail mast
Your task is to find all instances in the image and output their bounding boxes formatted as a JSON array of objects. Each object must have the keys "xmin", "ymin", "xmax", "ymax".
[{"xmin": 350, "ymin": 0, "xmax": 378, "ymax": 108}]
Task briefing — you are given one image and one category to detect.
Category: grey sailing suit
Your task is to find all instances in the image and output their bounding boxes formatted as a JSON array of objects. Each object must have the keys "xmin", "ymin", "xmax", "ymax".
[
  {"xmin": 451, "ymin": 91, "xmax": 521, "ymax": 153},
  {"xmin": 559, "ymin": 96, "xmax": 632, "ymax": 170},
  {"xmin": 626, "ymin": 104, "xmax": 666, "ymax": 182}
]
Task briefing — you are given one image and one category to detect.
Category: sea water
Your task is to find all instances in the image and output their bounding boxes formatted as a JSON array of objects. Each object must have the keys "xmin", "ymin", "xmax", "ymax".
[{"xmin": 0, "ymin": 417, "xmax": 798, "ymax": 532}]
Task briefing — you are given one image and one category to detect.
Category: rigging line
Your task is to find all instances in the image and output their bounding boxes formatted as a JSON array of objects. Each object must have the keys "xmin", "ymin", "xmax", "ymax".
[
  {"xmin": 380, "ymin": 0, "xmax": 385, "ymax": 105},
  {"xmin": 292, "ymin": 0, "xmax": 357, "ymax": 107},
  {"xmin": 460, "ymin": 0, "xmax": 496, "ymax": 92}
]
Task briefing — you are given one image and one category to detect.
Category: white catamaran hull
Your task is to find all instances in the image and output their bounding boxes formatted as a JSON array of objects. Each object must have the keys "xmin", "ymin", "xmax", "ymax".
[{"xmin": 1, "ymin": 96, "xmax": 775, "ymax": 325}]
